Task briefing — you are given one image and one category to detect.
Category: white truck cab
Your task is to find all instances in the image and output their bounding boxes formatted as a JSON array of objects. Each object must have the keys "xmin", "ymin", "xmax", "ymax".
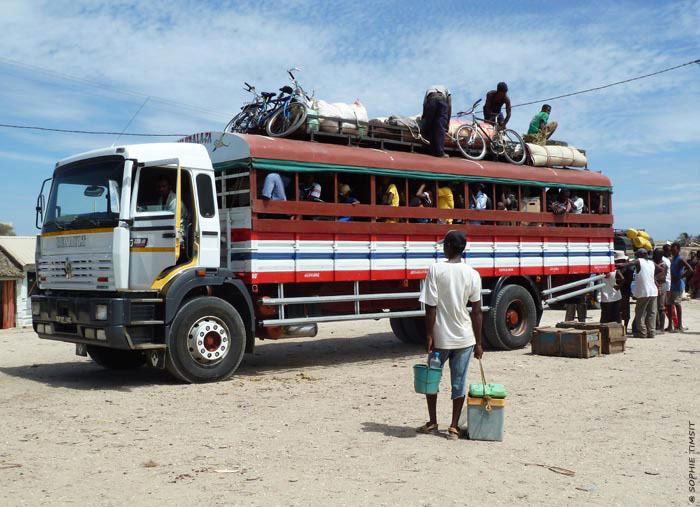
[{"xmin": 32, "ymin": 141, "xmax": 254, "ymax": 383}]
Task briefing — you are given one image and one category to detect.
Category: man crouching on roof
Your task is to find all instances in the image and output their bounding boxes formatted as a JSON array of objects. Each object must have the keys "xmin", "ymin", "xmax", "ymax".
[{"xmin": 417, "ymin": 230, "xmax": 483, "ymax": 440}]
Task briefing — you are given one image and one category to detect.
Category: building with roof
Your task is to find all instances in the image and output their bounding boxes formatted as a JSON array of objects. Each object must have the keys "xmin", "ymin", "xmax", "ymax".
[{"xmin": 0, "ymin": 236, "xmax": 37, "ymax": 328}]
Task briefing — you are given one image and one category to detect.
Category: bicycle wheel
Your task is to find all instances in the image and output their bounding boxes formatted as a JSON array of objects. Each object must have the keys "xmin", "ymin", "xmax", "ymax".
[
  {"xmin": 455, "ymin": 124, "xmax": 487, "ymax": 160},
  {"xmin": 265, "ymin": 102, "xmax": 308, "ymax": 138},
  {"xmin": 227, "ymin": 105, "xmax": 257, "ymax": 133},
  {"xmin": 501, "ymin": 129, "xmax": 527, "ymax": 165}
]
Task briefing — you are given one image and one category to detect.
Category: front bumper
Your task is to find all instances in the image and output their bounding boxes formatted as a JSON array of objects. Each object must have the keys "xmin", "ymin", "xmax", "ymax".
[{"xmin": 31, "ymin": 294, "xmax": 163, "ymax": 350}]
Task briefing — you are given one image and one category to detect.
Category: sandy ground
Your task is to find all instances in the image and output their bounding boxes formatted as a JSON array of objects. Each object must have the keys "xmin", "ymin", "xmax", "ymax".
[{"xmin": 1, "ymin": 301, "xmax": 699, "ymax": 507}]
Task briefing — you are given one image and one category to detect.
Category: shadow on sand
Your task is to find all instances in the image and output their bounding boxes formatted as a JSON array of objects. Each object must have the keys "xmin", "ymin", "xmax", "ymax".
[{"xmin": 0, "ymin": 331, "xmax": 426, "ymax": 390}]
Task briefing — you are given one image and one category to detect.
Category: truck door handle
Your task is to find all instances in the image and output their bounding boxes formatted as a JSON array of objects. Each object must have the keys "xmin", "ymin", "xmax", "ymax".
[{"xmin": 162, "ymin": 232, "xmax": 176, "ymax": 238}]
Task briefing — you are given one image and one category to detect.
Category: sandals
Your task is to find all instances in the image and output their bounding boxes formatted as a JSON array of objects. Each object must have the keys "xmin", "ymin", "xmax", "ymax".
[
  {"xmin": 446, "ymin": 427, "xmax": 460, "ymax": 440},
  {"xmin": 416, "ymin": 422, "xmax": 438, "ymax": 434}
]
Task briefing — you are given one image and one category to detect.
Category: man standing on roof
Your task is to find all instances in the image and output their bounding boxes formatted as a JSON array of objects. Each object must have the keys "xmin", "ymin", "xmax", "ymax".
[
  {"xmin": 421, "ymin": 85, "xmax": 452, "ymax": 158},
  {"xmin": 483, "ymin": 82, "xmax": 511, "ymax": 129},
  {"xmin": 523, "ymin": 104, "xmax": 558, "ymax": 145},
  {"xmin": 417, "ymin": 230, "xmax": 483, "ymax": 440}
]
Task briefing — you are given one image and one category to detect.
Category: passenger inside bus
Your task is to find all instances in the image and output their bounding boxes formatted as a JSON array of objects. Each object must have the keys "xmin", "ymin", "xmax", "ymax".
[
  {"xmin": 261, "ymin": 172, "xmax": 290, "ymax": 201},
  {"xmin": 469, "ymin": 183, "xmax": 490, "ymax": 225},
  {"xmin": 409, "ymin": 197, "xmax": 430, "ymax": 223},
  {"xmin": 338, "ymin": 183, "xmax": 359, "ymax": 222},
  {"xmin": 591, "ymin": 191, "xmax": 607, "ymax": 214},
  {"xmin": 300, "ymin": 173, "xmax": 323, "ymax": 202},
  {"xmin": 414, "ymin": 182, "xmax": 434, "ymax": 209},
  {"xmin": 551, "ymin": 188, "xmax": 573, "ymax": 215},
  {"xmin": 497, "ymin": 185, "xmax": 518, "ymax": 211},
  {"xmin": 379, "ymin": 176, "xmax": 400, "ymax": 223},
  {"xmin": 571, "ymin": 190, "xmax": 585, "ymax": 214},
  {"xmin": 437, "ymin": 182, "xmax": 454, "ymax": 224}
]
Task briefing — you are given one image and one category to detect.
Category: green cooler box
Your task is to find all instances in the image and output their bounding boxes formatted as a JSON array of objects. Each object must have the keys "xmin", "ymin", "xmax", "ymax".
[{"xmin": 461, "ymin": 383, "xmax": 507, "ymax": 441}]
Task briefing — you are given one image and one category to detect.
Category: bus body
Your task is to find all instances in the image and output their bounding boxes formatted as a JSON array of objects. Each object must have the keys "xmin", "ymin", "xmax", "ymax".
[{"xmin": 32, "ymin": 132, "xmax": 614, "ymax": 382}]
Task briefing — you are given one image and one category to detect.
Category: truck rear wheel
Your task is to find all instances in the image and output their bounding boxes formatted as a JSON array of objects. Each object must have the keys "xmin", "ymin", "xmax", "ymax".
[
  {"xmin": 390, "ymin": 317, "xmax": 426, "ymax": 346},
  {"xmin": 165, "ymin": 297, "xmax": 246, "ymax": 383},
  {"xmin": 86, "ymin": 345, "xmax": 145, "ymax": 370},
  {"xmin": 484, "ymin": 284, "xmax": 537, "ymax": 350}
]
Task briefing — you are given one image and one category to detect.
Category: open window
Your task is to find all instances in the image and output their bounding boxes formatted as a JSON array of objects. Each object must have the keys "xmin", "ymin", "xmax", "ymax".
[{"xmin": 132, "ymin": 164, "xmax": 195, "ymax": 265}]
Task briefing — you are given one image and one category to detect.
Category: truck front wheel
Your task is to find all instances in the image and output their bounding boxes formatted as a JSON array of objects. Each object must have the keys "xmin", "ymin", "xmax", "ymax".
[
  {"xmin": 165, "ymin": 297, "xmax": 246, "ymax": 383},
  {"xmin": 86, "ymin": 345, "xmax": 145, "ymax": 370}
]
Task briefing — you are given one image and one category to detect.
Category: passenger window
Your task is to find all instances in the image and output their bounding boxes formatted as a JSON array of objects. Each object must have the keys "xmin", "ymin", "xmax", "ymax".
[
  {"xmin": 196, "ymin": 174, "xmax": 216, "ymax": 218},
  {"xmin": 520, "ymin": 186, "xmax": 541, "ymax": 212},
  {"xmin": 218, "ymin": 166, "xmax": 250, "ymax": 208}
]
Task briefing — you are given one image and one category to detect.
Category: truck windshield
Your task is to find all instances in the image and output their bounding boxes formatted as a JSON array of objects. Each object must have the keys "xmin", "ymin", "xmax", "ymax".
[{"xmin": 43, "ymin": 156, "xmax": 124, "ymax": 233}]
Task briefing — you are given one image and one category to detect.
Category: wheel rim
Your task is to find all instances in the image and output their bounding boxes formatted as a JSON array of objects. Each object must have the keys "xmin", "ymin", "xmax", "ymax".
[
  {"xmin": 187, "ymin": 316, "xmax": 230, "ymax": 366},
  {"xmin": 456, "ymin": 126, "xmax": 485, "ymax": 159},
  {"xmin": 269, "ymin": 103, "xmax": 305, "ymax": 136},
  {"xmin": 502, "ymin": 130, "xmax": 526, "ymax": 163},
  {"xmin": 504, "ymin": 299, "xmax": 527, "ymax": 335}
]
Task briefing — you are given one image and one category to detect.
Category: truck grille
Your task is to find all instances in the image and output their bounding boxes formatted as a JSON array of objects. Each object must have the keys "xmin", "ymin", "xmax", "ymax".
[{"xmin": 38, "ymin": 254, "xmax": 114, "ymax": 290}]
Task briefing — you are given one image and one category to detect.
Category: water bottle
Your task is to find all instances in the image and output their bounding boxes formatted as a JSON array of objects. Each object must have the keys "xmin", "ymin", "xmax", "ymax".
[{"xmin": 429, "ymin": 351, "xmax": 442, "ymax": 369}]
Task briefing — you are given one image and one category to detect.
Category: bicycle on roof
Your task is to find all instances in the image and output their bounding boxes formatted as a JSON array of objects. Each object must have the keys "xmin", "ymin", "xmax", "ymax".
[
  {"xmin": 265, "ymin": 67, "xmax": 313, "ymax": 138},
  {"xmin": 225, "ymin": 82, "xmax": 283, "ymax": 134},
  {"xmin": 453, "ymin": 99, "xmax": 527, "ymax": 165}
]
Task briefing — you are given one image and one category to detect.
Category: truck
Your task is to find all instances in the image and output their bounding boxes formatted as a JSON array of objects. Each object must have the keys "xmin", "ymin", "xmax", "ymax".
[{"xmin": 31, "ymin": 131, "xmax": 614, "ymax": 382}]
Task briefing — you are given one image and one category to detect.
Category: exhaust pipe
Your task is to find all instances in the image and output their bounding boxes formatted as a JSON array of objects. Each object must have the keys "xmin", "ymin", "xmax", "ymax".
[{"xmin": 282, "ymin": 324, "xmax": 318, "ymax": 338}]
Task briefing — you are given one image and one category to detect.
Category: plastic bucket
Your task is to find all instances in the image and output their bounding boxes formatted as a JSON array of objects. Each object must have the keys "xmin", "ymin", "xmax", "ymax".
[{"xmin": 413, "ymin": 364, "xmax": 442, "ymax": 394}]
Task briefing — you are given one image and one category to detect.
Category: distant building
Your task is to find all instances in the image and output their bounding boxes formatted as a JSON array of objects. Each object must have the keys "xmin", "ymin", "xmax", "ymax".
[{"xmin": 0, "ymin": 236, "xmax": 36, "ymax": 328}]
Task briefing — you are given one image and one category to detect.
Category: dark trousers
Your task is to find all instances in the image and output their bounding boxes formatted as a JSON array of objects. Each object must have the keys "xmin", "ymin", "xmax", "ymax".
[
  {"xmin": 422, "ymin": 96, "xmax": 448, "ymax": 157},
  {"xmin": 600, "ymin": 301, "xmax": 621, "ymax": 323}
]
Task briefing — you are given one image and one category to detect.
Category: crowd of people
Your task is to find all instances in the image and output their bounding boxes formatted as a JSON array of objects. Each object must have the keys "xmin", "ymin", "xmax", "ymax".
[
  {"xmin": 421, "ymin": 82, "xmax": 558, "ymax": 158},
  {"xmin": 578, "ymin": 243, "xmax": 697, "ymax": 338},
  {"xmin": 261, "ymin": 170, "xmax": 606, "ymax": 226}
]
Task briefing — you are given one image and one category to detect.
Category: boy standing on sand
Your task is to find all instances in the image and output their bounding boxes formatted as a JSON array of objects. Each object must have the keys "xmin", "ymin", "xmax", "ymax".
[{"xmin": 417, "ymin": 230, "xmax": 483, "ymax": 440}]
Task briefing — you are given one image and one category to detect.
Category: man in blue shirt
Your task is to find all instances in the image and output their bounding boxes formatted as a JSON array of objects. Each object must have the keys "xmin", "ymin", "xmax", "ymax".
[{"xmin": 667, "ymin": 242, "xmax": 694, "ymax": 332}]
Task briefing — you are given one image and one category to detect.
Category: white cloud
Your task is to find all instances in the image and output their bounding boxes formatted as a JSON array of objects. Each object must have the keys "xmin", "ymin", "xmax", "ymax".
[{"xmin": 0, "ymin": 0, "xmax": 699, "ymax": 236}]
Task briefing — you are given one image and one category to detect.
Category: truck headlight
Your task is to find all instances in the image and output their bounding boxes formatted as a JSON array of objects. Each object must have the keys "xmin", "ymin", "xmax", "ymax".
[
  {"xmin": 95, "ymin": 304, "xmax": 108, "ymax": 321},
  {"xmin": 32, "ymin": 301, "xmax": 41, "ymax": 316}
]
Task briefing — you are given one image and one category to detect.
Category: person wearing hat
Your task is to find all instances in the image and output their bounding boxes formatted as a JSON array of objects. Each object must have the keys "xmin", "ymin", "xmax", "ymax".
[
  {"xmin": 619, "ymin": 248, "xmax": 659, "ymax": 338},
  {"xmin": 417, "ymin": 230, "xmax": 483, "ymax": 440},
  {"xmin": 338, "ymin": 183, "xmax": 359, "ymax": 222},
  {"xmin": 600, "ymin": 251, "xmax": 626, "ymax": 323}
]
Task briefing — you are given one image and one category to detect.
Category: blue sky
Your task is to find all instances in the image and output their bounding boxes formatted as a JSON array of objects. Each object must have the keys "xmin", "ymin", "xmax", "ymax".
[{"xmin": 1, "ymin": 0, "xmax": 699, "ymax": 239}]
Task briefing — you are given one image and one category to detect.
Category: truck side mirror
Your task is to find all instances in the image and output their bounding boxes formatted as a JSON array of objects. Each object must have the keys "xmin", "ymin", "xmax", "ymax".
[{"xmin": 35, "ymin": 177, "xmax": 52, "ymax": 229}]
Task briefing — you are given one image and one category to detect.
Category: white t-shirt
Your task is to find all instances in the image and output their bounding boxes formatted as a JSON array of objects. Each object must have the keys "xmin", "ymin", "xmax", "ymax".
[
  {"xmin": 418, "ymin": 261, "xmax": 482, "ymax": 349},
  {"xmin": 662, "ymin": 256, "xmax": 671, "ymax": 292},
  {"xmin": 600, "ymin": 271, "xmax": 621, "ymax": 303},
  {"xmin": 633, "ymin": 258, "xmax": 658, "ymax": 298},
  {"xmin": 571, "ymin": 197, "xmax": 584, "ymax": 214},
  {"xmin": 425, "ymin": 85, "xmax": 450, "ymax": 99}
]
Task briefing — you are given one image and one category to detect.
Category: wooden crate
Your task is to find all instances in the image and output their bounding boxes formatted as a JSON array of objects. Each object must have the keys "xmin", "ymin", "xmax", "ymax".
[
  {"xmin": 600, "ymin": 322, "xmax": 626, "ymax": 354},
  {"xmin": 558, "ymin": 329, "xmax": 601, "ymax": 358},
  {"xmin": 532, "ymin": 327, "xmax": 601, "ymax": 358},
  {"xmin": 531, "ymin": 327, "xmax": 563, "ymax": 356}
]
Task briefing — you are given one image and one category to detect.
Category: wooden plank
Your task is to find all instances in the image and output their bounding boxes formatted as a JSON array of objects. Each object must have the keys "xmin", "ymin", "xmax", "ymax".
[
  {"xmin": 252, "ymin": 218, "xmax": 613, "ymax": 238},
  {"xmin": 251, "ymin": 199, "xmax": 614, "ymax": 225}
]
